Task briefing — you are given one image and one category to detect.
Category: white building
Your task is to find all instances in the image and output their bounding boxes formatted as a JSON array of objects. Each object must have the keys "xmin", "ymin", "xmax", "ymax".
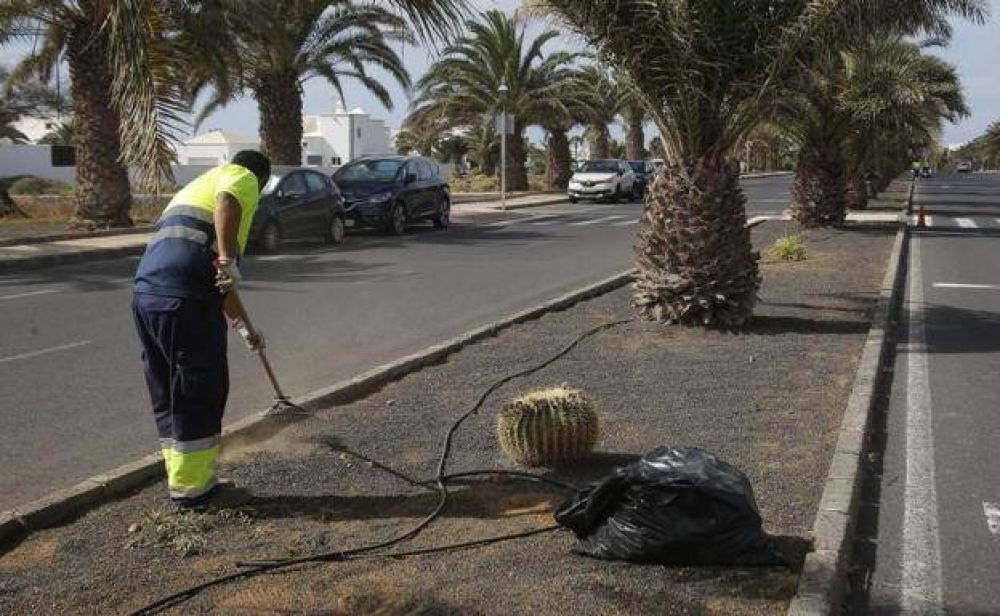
[
  {"xmin": 174, "ymin": 104, "xmax": 393, "ymax": 168},
  {"xmin": 174, "ymin": 129, "xmax": 259, "ymax": 165},
  {"xmin": 2, "ymin": 115, "xmax": 64, "ymax": 144}
]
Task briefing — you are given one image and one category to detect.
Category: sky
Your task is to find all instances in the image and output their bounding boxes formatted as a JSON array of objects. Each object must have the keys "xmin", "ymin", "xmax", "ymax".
[{"xmin": 1, "ymin": 0, "xmax": 996, "ymax": 147}]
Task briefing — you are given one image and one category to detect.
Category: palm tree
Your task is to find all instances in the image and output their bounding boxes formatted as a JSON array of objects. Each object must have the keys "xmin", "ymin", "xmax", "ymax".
[
  {"xmin": 578, "ymin": 65, "xmax": 620, "ymax": 159},
  {"xmin": 464, "ymin": 118, "xmax": 499, "ymax": 176},
  {"xmin": 1, "ymin": 1, "xmax": 226, "ymax": 228},
  {"xmin": 782, "ymin": 35, "xmax": 966, "ymax": 225},
  {"xmin": 196, "ymin": 1, "xmax": 411, "ymax": 165},
  {"xmin": 407, "ymin": 10, "xmax": 588, "ymax": 191},
  {"xmin": 38, "ymin": 120, "xmax": 74, "ymax": 145},
  {"xmin": 533, "ymin": 0, "xmax": 985, "ymax": 326},
  {"xmin": 0, "ymin": 105, "xmax": 27, "ymax": 143}
]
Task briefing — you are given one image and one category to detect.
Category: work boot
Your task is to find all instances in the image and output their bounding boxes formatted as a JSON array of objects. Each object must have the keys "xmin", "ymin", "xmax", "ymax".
[{"xmin": 173, "ymin": 482, "xmax": 253, "ymax": 511}]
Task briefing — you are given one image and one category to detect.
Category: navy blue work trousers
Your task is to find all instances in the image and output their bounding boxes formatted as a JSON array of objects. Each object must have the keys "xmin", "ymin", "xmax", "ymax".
[{"xmin": 131, "ymin": 293, "xmax": 229, "ymax": 445}]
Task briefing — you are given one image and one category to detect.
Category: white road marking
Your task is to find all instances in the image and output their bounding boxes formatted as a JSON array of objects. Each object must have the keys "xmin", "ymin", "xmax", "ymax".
[
  {"xmin": 956, "ymin": 217, "xmax": 977, "ymax": 228},
  {"xmin": 932, "ymin": 283, "xmax": 1000, "ymax": 290},
  {"xmin": 984, "ymin": 502, "xmax": 1000, "ymax": 535},
  {"xmin": 529, "ymin": 217, "xmax": 564, "ymax": 226},
  {"xmin": 570, "ymin": 215, "xmax": 626, "ymax": 226},
  {"xmin": 612, "ymin": 219, "xmax": 639, "ymax": 227},
  {"xmin": 0, "ymin": 289, "xmax": 57, "ymax": 301},
  {"xmin": 0, "ymin": 340, "xmax": 92, "ymax": 365},
  {"xmin": 486, "ymin": 214, "xmax": 553, "ymax": 227},
  {"xmin": 255, "ymin": 255, "xmax": 293, "ymax": 262},
  {"xmin": 902, "ymin": 238, "xmax": 945, "ymax": 615}
]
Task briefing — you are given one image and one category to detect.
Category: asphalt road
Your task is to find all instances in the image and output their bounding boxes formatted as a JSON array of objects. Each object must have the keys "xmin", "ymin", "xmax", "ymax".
[
  {"xmin": 851, "ymin": 173, "xmax": 1000, "ymax": 614},
  {"xmin": 0, "ymin": 174, "xmax": 791, "ymax": 511}
]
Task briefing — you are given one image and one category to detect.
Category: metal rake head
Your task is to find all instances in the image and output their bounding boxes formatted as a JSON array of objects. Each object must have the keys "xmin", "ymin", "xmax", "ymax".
[{"xmin": 264, "ymin": 396, "xmax": 310, "ymax": 417}]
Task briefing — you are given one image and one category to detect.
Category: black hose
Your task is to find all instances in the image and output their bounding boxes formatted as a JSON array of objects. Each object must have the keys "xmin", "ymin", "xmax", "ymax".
[{"xmin": 127, "ymin": 319, "xmax": 628, "ymax": 615}]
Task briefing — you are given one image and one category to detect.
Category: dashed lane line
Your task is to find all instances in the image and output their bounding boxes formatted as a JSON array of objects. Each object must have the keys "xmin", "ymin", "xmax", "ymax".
[
  {"xmin": 0, "ymin": 289, "xmax": 58, "ymax": 301},
  {"xmin": 956, "ymin": 217, "xmax": 978, "ymax": 228},
  {"xmin": 984, "ymin": 502, "xmax": 1000, "ymax": 535},
  {"xmin": 612, "ymin": 219, "xmax": 639, "ymax": 227},
  {"xmin": 570, "ymin": 215, "xmax": 627, "ymax": 226},
  {"xmin": 0, "ymin": 340, "xmax": 92, "ymax": 365}
]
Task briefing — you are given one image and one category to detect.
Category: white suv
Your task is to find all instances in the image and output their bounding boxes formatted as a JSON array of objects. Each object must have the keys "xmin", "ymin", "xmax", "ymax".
[{"xmin": 568, "ymin": 160, "xmax": 636, "ymax": 203}]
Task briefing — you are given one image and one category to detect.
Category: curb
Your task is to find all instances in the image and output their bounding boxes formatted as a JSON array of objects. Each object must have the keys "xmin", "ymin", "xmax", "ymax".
[
  {"xmin": 0, "ymin": 225, "xmax": 153, "ymax": 248},
  {"xmin": 0, "ymin": 243, "xmax": 148, "ymax": 274},
  {"xmin": 0, "ymin": 268, "xmax": 637, "ymax": 547},
  {"xmin": 786, "ymin": 221, "xmax": 910, "ymax": 615}
]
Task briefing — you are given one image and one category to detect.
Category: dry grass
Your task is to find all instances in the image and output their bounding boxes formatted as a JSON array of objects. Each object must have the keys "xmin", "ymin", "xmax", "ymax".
[{"xmin": 0, "ymin": 194, "xmax": 170, "ymax": 224}]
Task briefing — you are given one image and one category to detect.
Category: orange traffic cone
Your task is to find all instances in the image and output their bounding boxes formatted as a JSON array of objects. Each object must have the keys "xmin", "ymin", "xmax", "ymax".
[{"xmin": 916, "ymin": 206, "xmax": 926, "ymax": 228}]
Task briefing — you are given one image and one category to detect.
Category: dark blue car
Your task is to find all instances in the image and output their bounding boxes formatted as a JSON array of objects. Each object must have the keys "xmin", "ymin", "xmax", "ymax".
[{"xmin": 334, "ymin": 156, "xmax": 450, "ymax": 235}]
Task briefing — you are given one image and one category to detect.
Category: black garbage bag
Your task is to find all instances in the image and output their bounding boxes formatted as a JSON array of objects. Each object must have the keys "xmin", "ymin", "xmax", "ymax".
[{"xmin": 554, "ymin": 446, "xmax": 787, "ymax": 566}]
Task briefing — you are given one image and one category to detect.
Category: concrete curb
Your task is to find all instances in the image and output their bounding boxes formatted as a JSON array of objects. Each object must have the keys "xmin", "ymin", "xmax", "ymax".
[
  {"xmin": 786, "ymin": 220, "xmax": 910, "ymax": 615},
  {"xmin": 0, "ymin": 225, "xmax": 153, "ymax": 248},
  {"xmin": 0, "ymin": 243, "xmax": 148, "ymax": 274},
  {"xmin": 0, "ymin": 268, "xmax": 637, "ymax": 547}
]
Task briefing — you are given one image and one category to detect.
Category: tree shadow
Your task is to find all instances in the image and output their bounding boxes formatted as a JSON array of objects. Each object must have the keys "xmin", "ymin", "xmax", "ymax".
[
  {"xmin": 911, "ymin": 301, "xmax": 1000, "ymax": 355},
  {"xmin": 747, "ymin": 315, "xmax": 871, "ymax": 336}
]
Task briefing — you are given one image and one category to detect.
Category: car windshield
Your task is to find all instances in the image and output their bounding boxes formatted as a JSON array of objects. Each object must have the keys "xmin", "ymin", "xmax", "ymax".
[
  {"xmin": 578, "ymin": 161, "xmax": 618, "ymax": 173},
  {"xmin": 628, "ymin": 162, "xmax": 645, "ymax": 173},
  {"xmin": 335, "ymin": 160, "xmax": 403, "ymax": 183}
]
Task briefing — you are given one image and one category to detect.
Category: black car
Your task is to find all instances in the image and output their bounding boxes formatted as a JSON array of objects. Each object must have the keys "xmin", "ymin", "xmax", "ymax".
[
  {"xmin": 628, "ymin": 160, "xmax": 655, "ymax": 195},
  {"xmin": 248, "ymin": 167, "xmax": 347, "ymax": 253},
  {"xmin": 333, "ymin": 156, "xmax": 450, "ymax": 235}
]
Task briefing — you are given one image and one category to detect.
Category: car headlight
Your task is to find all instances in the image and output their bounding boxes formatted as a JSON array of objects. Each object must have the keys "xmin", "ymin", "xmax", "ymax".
[
  {"xmin": 366, "ymin": 191, "xmax": 393, "ymax": 203},
  {"xmin": 568, "ymin": 181, "xmax": 582, "ymax": 189}
]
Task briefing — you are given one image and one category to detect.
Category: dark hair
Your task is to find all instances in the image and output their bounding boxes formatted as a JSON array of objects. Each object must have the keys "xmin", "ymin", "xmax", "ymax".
[{"xmin": 232, "ymin": 150, "xmax": 271, "ymax": 187}]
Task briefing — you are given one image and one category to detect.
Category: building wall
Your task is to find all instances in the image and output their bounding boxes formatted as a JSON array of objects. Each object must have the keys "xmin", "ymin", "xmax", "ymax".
[
  {"xmin": 175, "ymin": 142, "xmax": 256, "ymax": 165},
  {"xmin": 0, "ymin": 145, "xmax": 75, "ymax": 183}
]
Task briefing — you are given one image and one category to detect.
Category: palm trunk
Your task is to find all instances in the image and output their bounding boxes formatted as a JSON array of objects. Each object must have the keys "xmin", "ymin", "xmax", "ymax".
[
  {"xmin": 546, "ymin": 129, "xmax": 572, "ymax": 190},
  {"xmin": 625, "ymin": 106, "xmax": 645, "ymax": 160},
  {"xmin": 589, "ymin": 124, "xmax": 610, "ymax": 159},
  {"xmin": 506, "ymin": 132, "xmax": 529, "ymax": 191},
  {"xmin": 634, "ymin": 157, "xmax": 759, "ymax": 326},
  {"xmin": 255, "ymin": 71, "xmax": 303, "ymax": 165},
  {"xmin": 790, "ymin": 138, "xmax": 848, "ymax": 227},
  {"xmin": 66, "ymin": 27, "xmax": 132, "ymax": 229},
  {"xmin": 846, "ymin": 166, "xmax": 869, "ymax": 210}
]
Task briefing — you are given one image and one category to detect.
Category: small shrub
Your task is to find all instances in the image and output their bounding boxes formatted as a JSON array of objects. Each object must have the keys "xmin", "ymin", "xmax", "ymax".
[
  {"xmin": 126, "ymin": 506, "xmax": 253, "ymax": 557},
  {"xmin": 7, "ymin": 176, "xmax": 74, "ymax": 195},
  {"xmin": 769, "ymin": 234, "xmax": 807, "ymax": 261},
  {"xmin": 450, "ymin": 173, "xmax": 499, "ymax": 193}
]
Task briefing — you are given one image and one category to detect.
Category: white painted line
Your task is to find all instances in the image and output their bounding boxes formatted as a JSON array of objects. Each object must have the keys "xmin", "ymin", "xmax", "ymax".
[
  {"xmin": 932, "ymin": 283, "xmax": 1000, "ymax": 290},
  {"xmin": 255, "ymin": 255, "xmax": 293, "ymax": 262},
  {"xmin": 612, "ymin": 219, "xmax": 639, "ymax": 227},
  {"xmin": 956, "ymin": 217, "xmax": 977, "ymax": 228},
  {"xmin": 570, "ymin": 215, "xmax": 626, "ymax": 226},
  {"xmin": 485, "ymin": 214, "xmax": 555, "ymax": 227},
  {"xmin": 530, "ymin": 217, "xmax": 564, "ymax": 226},
  {"xmin": 984, "ymin": 502, "xmax": 1000, "ymax": 535},
  {"xmin": 902, "ymin": 237, "xmax": 945, "ymax": 615},
  {"xmin": 0, "ymin": 340, "xmax": 92, "ymax": 365},
  {"xmin": 0, "ymin": 289, "xmax": 57, "ymax": 301}
]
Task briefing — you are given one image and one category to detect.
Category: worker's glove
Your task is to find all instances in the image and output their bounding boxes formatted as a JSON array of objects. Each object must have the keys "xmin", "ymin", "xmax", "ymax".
[
  {"xmin": 236, "ymin": 323, "xmax": 265, "ymax": 351},
  {"xmin": 214, "ymin": 258, "xmax": 242, "ymax": 294}
]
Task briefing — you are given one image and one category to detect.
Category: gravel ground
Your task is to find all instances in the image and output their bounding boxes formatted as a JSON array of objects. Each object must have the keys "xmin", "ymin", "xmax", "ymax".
[{"xmin": 0, "ymin": 222, "xmax": 895, "ymax": 615}]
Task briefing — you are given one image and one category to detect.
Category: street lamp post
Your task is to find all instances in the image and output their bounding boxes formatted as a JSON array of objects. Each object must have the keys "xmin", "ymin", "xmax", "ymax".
[{"xmin": 499, "ymin": 84, "xmax": 509, "ymax": 210}]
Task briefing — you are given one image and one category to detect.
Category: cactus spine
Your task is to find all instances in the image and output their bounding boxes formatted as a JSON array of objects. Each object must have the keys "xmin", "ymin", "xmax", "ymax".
[{"xmin": 496, "ymin": 387, "xmax": 598, "ymax": 467}]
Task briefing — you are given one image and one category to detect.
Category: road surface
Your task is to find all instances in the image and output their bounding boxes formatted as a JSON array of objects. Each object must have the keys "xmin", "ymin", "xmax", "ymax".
[
  {"xmin": 851, "ymin": 172, "xmax": 1000, "ymax": 614},
  {"xmin": 0, "ymin": 174, "xmax": 791, "ymax": 511}
]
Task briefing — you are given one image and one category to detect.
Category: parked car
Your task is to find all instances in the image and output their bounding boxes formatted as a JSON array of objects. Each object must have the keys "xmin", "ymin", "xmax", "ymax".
[
  {"xmin": 956, "ymin": 161, "xmax": 972, "ymax": 173},
  {"xmin": 333, "ymin": 156, "xmax": 450, "ymax": 235},
  {"xmin": 567, "ymin": 159, "xmax": 637, "ymax": 203},
  {"xmin": 248, "ymin": 166, "xmax": 346, "ymax": 253},
  {"xmin": 628, "ymin": 160, "xmax": 656, "ymax": 195}
]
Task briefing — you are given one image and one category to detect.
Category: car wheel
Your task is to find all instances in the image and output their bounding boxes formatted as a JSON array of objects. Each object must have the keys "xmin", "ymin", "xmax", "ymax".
[
  {"xmin": 325, "ymin": 216, "xmax": 345, "ymax": 245},
  {"xmin": 612, "ymin": 185, "xmax": 624, "ymax": 203},
  {"xmin": 569, "ymin": 196, "xmax": 578, "ymax": 204},
  {"xmin": 432, "ymin": 196, "xmax": 450, "ymax": 229},
  {"xmin": 385, "ymin": 202, "xmax": 406, "ymax": 235},
  {"xmin": 259, "ymin": 221, "xmax": 281, "ymax": 253},
  {"xmin": 631, "ymin": 183, "xmax": 642, "ymax": 201}
]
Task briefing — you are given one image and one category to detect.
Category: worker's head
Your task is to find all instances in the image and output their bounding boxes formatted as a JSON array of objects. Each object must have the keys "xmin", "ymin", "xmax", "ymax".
[{"xmin": 232, "ymin": 150, "xmax": 271, "ymax": 193}]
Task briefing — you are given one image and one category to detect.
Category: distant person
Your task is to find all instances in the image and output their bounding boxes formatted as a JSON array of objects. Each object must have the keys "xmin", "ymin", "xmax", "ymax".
[
  {"xmin": 912, "ymin": 160, "xmax": 922, "ymax": 179},
  {"xmin": 131, "ymin": 150, "xmax": 270, "ymax": 509}
]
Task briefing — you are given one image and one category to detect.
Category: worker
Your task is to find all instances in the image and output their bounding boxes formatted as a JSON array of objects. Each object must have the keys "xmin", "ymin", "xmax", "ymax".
[
  {"xmin": 131, "ymin": 150, "xmax": 271, "ymax": 510},
  {"xmin": 911, "ymin": 159, "xmax": 922, "ymax": 179}
]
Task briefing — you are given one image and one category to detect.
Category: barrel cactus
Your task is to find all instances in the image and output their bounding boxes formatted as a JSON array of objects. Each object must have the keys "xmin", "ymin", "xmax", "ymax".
[{"xmin": 496, "ymin": 387, "xmax": 598, "ymax": 467}]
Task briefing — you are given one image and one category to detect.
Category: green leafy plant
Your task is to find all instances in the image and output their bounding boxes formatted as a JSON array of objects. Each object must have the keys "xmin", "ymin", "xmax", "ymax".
[
  {"xmin": 769, "ymin": 234, "xmax": 807, "ymax": 262},
  {"xmin": 126, "ymin": 507, "xmax": 253, "ymax": 557},
  {"xmin": 497, "ymin": 386, "xmax": 598, "ymax": 467}
]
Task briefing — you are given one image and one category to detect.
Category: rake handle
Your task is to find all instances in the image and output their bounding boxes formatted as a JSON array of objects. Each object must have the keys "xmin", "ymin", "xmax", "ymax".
[{"xmin": 225, "ymin": 289, "xmax": 288, "ymax": 400}]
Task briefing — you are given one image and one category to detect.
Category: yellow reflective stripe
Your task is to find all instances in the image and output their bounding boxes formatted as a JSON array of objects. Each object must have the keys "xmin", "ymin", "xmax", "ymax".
[{"xmin": 162, "ymin": 444, "xmax": 219, "ymax": 498}]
